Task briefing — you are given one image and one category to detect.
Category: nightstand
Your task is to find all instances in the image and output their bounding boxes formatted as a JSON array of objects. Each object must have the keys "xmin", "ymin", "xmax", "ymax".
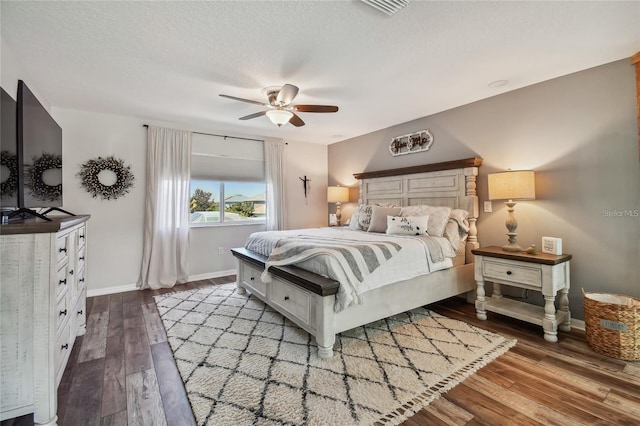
[{"xmin": 472, "ymin": 246, "xmax": 572, "ymax": 342}]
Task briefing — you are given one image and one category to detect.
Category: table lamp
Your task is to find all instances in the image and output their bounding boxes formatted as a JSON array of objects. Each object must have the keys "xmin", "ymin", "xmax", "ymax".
[
  {"xmin": 327, "ymin": 186, "xmax": 349, "ymax": 226},
  {"xmin": 488, "ymin": 170, "xmax": 536, "ymax": 252}
]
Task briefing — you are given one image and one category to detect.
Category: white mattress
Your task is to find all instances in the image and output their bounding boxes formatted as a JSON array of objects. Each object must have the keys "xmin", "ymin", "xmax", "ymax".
[{"xmin": 245, "ymin": 227, "xmax": 458, "ymax": 310}]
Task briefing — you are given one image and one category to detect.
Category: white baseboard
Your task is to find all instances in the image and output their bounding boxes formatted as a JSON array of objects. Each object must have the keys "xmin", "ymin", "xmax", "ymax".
[
  {"xmin": 571, "ymin": 318, "xmax": 585, "ymax": 331},
  {"xmin": 86, "ymin": 269, "xmax": 238, "ymax": 298},
  {"xmin": 87, "ymin": 283, "xmax": 138, "ymax": 298},
  {"xmin": 188, "ymin": 269, "xmax": 237, "ymax": 282}
]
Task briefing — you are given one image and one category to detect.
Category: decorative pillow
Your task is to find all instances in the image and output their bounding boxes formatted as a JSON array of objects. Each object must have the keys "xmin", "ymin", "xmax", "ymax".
[
  {"xmin": 386, "ymin": 215, "xmax": 429, "ymax": 236},
  {"xmin": 400, "ymin": 205, "xmax": 452, "ymax": 237},
  {"xmin": 444, "ymin": 209, "xmax": 470, "ymax": 254},
  {"xmin": 356, "ymin": 204, "xmax": 374, "ymax": 230},
  {"xmin": 349, "ymin": 206, "xmax": 361, "ymax": 230},
  {"xmin": 367, "ymin": 206, "xmax": 402, "ymax": 233}
]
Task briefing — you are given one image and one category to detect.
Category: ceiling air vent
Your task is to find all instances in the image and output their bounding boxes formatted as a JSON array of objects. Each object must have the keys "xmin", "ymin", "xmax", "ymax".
[{"xmin": 361, "ymin": 0, "xmax": 410, "ymax": 16}]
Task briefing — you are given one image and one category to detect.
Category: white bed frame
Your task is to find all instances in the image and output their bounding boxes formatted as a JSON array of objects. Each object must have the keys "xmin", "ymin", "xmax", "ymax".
[{"xmin": 232, "ymin": 157, "xmax": 482, "ymax": 358}]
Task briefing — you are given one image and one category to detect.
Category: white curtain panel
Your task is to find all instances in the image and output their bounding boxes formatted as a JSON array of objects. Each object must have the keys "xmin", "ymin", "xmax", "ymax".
[
  {"xmin": 138, "ymin": 126, "xmax": 192, "ymax": 290},
  {"xmin": 265, "ymin": 139, "xmax": 287, "ymax": 231}
]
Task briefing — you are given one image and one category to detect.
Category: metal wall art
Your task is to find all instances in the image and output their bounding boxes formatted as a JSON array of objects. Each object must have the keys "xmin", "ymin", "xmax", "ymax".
[{"xmin": 389, "ymin": 129, "xmax": 434, "ymax": 156}]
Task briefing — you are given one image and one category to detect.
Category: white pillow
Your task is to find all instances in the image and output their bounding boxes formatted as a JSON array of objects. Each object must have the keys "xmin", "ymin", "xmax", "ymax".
[
  {"xmin": 349, "ymin": 206, "xmax": 361, "ymax": 230},
  {"xmin": 356, "ymin": 204, "xmax": 374, "ymax": 230},
  {"xmin": 400, "ymin": 205, "xmax": 452, "ymax": 237},
  {"xmin": 386, "ymin": 215, "xmax": 429, "ymax": 236}
]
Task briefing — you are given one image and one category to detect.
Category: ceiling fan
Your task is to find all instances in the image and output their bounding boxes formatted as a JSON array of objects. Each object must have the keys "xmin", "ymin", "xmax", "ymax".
[{"xmin": 219, "ymin": 84, "xmax": 339, "ymax": 127}]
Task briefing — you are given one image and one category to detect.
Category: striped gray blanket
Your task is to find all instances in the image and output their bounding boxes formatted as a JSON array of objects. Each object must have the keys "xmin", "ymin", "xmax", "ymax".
[{"xmin": 260, "ymin": 235, "xmax": 402, "ymax": 288}]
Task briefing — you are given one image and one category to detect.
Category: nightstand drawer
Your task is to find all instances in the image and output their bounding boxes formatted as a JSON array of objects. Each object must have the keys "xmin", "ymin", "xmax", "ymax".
[{"xmin": 483, "ymin": 261, "xmax": 541, "ymax": 287}]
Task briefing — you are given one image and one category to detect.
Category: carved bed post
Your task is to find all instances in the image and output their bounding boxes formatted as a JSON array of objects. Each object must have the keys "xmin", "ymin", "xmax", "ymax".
[{"xmin": 464, "ymin": 166, "xmax": 480, "ymax": 261}]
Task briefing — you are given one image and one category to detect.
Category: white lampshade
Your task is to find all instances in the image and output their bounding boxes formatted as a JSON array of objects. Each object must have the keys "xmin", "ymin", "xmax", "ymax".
[
  {"xmin": 327, "ymin": 186, "xmax": 349, "ymax": 203},
  {"xmin": 266, "ymin": 109, "xmax": 293, "ymax": 127},
  {"xmin": 488, "ymin": 170, "xmax": 536, "ymax": 201}
]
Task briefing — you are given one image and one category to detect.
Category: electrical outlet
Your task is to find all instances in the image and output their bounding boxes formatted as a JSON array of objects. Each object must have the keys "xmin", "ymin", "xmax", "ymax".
[
  {"xmin": 483, "ymin": 201, "xmax": 492, "ymax": 213},
  {"xmin": 218, "ymin": 247, "xmax": 224, "ymax": 255}
]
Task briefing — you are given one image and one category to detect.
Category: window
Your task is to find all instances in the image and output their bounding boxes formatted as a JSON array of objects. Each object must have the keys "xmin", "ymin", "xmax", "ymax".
[{"xmin": 189, "ymin": 134, "xmax": 266, "ymax": 226}]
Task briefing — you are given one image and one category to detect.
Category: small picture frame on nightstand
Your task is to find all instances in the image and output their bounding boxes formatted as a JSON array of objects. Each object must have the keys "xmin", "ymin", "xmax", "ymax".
[
  {"xmin": 329, "ymin": 214, "xmax": 338, "ymax": 226},
  {"xmin": 542, "ymin": 236, "xmax": 562, "ymax": 255}
]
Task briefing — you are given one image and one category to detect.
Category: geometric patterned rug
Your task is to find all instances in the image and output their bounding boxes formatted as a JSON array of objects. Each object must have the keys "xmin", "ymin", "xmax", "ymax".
[{"xmin": 154, "ymin": 284, "xmax": 516, "ymax": 425}]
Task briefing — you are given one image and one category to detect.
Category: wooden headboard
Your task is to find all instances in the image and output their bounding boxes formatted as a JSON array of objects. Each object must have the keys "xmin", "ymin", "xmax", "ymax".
[{"xmin": 353, "ymin": 157, "xmax": 482, "ymax": 262}]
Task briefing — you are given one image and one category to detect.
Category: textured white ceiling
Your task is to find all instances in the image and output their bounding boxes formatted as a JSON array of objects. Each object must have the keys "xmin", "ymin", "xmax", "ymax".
[{"xmin": 1, "ymin": 1, "xmax": 638, "ymax": 145}]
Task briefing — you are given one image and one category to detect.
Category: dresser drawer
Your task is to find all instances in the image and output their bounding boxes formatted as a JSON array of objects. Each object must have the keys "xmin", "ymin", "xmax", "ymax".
[
  {"xmin": 54, "ymin": 321, "xmax": 71, "ymax": 385},
  {"xmin": 270, "ymin": 280, "xmax": 310, "ymax": 325},
  {"xmin": 56, "ymin": 292, "xmax": 70, "ymax": 334},
  {"xmin": 56, "ymin": 264, "xmax": 69, "ymax": 298},
  {"xmin": 72, "ymin": 289, "xmax": 87, "ymax": 337},
  {"xmin": 77, "ymin": 244, "xmax": 86, "ymax": 273},
  {"xmin": 75, "ymin": 266, "xmax": 86, "ymax": 297},
  {"xmin": 77, "ymin": 225, "xmax": 87, "ymax": 249},
  {"xmin": 241, "ymin": 263, "xmax": 267, "ymax": 297},
  {"xmin": 483, "ymin": 261, "xmax": 542, "ymax": 287},
  {"xmin": 55, "ymin": 234, "xmax": 70, "ymax": 267}
]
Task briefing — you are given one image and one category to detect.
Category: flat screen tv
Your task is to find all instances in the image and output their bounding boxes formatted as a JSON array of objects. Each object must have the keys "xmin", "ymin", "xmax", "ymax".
[
  {"xmin": 18, "ymin": 80, "xmax": 63, "ymax": 210},
  {"xmin": 1, "ymin": 87, "xmax": 18, "ymax": 209}
]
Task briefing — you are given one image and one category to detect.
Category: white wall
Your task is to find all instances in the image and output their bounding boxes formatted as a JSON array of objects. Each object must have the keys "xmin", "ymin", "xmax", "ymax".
[
  {"xmin": 328, "ymin": 59, "xmax": 639, "ymax": 320},
  {"xmin": 1, "ymin": 36, "xmax": 51, "ymax": 109},
  {"xmin": 50, "ymin": 107, "xmax": 327, "ymax": 294}
]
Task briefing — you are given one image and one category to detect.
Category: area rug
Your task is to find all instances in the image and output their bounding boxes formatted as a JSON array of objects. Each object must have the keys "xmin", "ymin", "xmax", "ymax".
[{"xmin": 154, "ymin": 284, "xmax": 515, "ymax": 425}]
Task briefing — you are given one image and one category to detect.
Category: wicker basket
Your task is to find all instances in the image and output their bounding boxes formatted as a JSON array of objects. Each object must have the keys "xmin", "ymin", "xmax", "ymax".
[{"xmin": 583, "ymin": 290, "xmax": 640, "ymax": 361}]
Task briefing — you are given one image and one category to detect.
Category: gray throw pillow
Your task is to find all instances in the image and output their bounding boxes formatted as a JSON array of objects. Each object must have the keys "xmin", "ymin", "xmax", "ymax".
[{"xmin": 367, "ymin": 206, "xmax": 402, "ymax": 233}]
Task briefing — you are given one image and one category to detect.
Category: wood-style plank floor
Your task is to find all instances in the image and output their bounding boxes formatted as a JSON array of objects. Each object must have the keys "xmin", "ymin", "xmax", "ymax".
[{"xmin": 3, "ymin": 276, "xmax": 638, "ymax": 425}]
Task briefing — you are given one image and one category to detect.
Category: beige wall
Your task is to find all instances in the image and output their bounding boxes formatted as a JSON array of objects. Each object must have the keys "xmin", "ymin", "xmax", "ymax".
[{"xmin": 328, "ymin": 59, "xmax": 640, "ymax": 320}]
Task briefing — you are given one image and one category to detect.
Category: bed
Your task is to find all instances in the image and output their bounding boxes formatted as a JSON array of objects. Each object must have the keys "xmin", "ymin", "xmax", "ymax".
[{"xmin": 231, "ymin": 157, "xmax": 482, "ymax": 358}]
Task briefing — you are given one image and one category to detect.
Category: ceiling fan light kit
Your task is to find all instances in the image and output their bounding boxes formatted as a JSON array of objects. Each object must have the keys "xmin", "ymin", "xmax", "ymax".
[
  {"xmin": 266, "ymin": 109, "xmax": 294, "ymax": 127},
  {"xmin": 220, "ymin": 84, "xmax": 338, "ymax": 128}
]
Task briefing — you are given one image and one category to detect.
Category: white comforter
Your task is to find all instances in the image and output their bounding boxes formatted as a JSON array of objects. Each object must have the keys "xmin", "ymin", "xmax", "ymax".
[{"xmin": 245, "ymin": 228, "xmax": 456, "ymax": 311}]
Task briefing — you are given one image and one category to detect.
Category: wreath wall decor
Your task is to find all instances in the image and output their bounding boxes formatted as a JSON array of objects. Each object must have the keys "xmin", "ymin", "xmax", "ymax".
[
  {"xmin": 26, "ymin": 152, "xmax": 62, "ymax": 201},
  {"xmin": 0, "ymin": 150, "xmax": 18, "ymax": 197},
  {"xmin": 78, "ymin": 156, "xmax": 135, "ymax": 200}
]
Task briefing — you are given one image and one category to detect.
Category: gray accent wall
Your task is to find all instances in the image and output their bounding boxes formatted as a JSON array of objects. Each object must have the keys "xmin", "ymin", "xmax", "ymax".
[{"xmin": 328, "ymin": 59, "xmax": 639, "ymax": 320}]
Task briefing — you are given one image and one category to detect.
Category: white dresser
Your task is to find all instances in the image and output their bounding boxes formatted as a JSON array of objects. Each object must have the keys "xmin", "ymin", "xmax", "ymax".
[{"xmin": 0, "ymin": 215, "xmax": 90, "ymax": 425}]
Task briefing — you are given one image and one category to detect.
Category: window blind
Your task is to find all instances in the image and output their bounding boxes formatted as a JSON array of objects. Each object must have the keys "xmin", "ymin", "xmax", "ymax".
[{"xmin": 191, "ymin": 133, "xmax": 264, "ymax": 182}]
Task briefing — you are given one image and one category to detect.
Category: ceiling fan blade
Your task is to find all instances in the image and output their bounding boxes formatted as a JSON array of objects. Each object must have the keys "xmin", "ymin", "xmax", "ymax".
[
  {"xmin": 289, "ymin": 113, "xmax": 305, "ymax": 127},
  {"xmin": 219, "ymin": 94, "xmax": 267, "ymax": 106},
  {"xmin": 239, "ymin": 111, "xmax": 267, "ymax": 120},
  {"xmin": 276, "ymin": 84, "xmax": 299, "ymax": 106},
  {"xmin": 294, "ymin": 105, "xmax": 339, "ymax": 113}
]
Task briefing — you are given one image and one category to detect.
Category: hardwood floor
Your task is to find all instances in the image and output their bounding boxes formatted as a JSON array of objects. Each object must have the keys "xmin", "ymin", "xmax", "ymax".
[{"xmin": 4, "ymin": 276, "xmax": 638, "ymax": 425}]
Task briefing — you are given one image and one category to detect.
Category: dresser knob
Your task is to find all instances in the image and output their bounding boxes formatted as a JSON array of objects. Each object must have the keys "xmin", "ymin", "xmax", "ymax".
[
  {"xmin": 284, "ymin": 296, "xmax": 290, "ymax": 301},
  {"xmin": 59, "ymin": 309, "xmax": 67, "ymax": 316},
  {"xmin": 69, "ymin": 269, "xmax": 74, "ymax": 275},
  {"xmin": 61, "ymin": 344, "xmax": 69, "ymax": 350},
  {"xmin": 79, "ymin": 278, "xmax": 85, "ymax": 283},
  {"xmin": 59, "ymin": 247, "xmax": 67, "ymax": 253},
  {"xmin": 250, "ymin": 277, "xmax": 255, "ymax": 281},
  {"xmin": 77, "ymin": 310, "xmax": 83, "ymax": 315},
  {"xmin": 59, "ymin": 279, "xmax": 67, "ymax": 285},
  {"xmin": 79, "ymin": 256, "xmax": 85, "ymax": 261},
  {"xmin": 506, "ymin": 271, "xmax": 512, "ymax": 275},
  {"xmin": 79, "ymin": 234, "xmax": 85, "ymax": 240}
]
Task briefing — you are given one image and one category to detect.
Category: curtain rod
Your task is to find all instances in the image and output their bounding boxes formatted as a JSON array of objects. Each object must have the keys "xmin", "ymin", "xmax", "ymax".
[{"xmin": 142, "ymin": 124, "xmax": 267, "ymax": 143}]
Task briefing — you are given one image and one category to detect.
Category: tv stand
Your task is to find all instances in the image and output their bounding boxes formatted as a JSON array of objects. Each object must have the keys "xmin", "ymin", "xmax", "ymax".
[
  {"xmin": 7, "ymin": 208, "xmax": 51, "ymax": 222},
  {"xmin": 42, "ymin": 207, "xmax": 76, "ymax": 217}
]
